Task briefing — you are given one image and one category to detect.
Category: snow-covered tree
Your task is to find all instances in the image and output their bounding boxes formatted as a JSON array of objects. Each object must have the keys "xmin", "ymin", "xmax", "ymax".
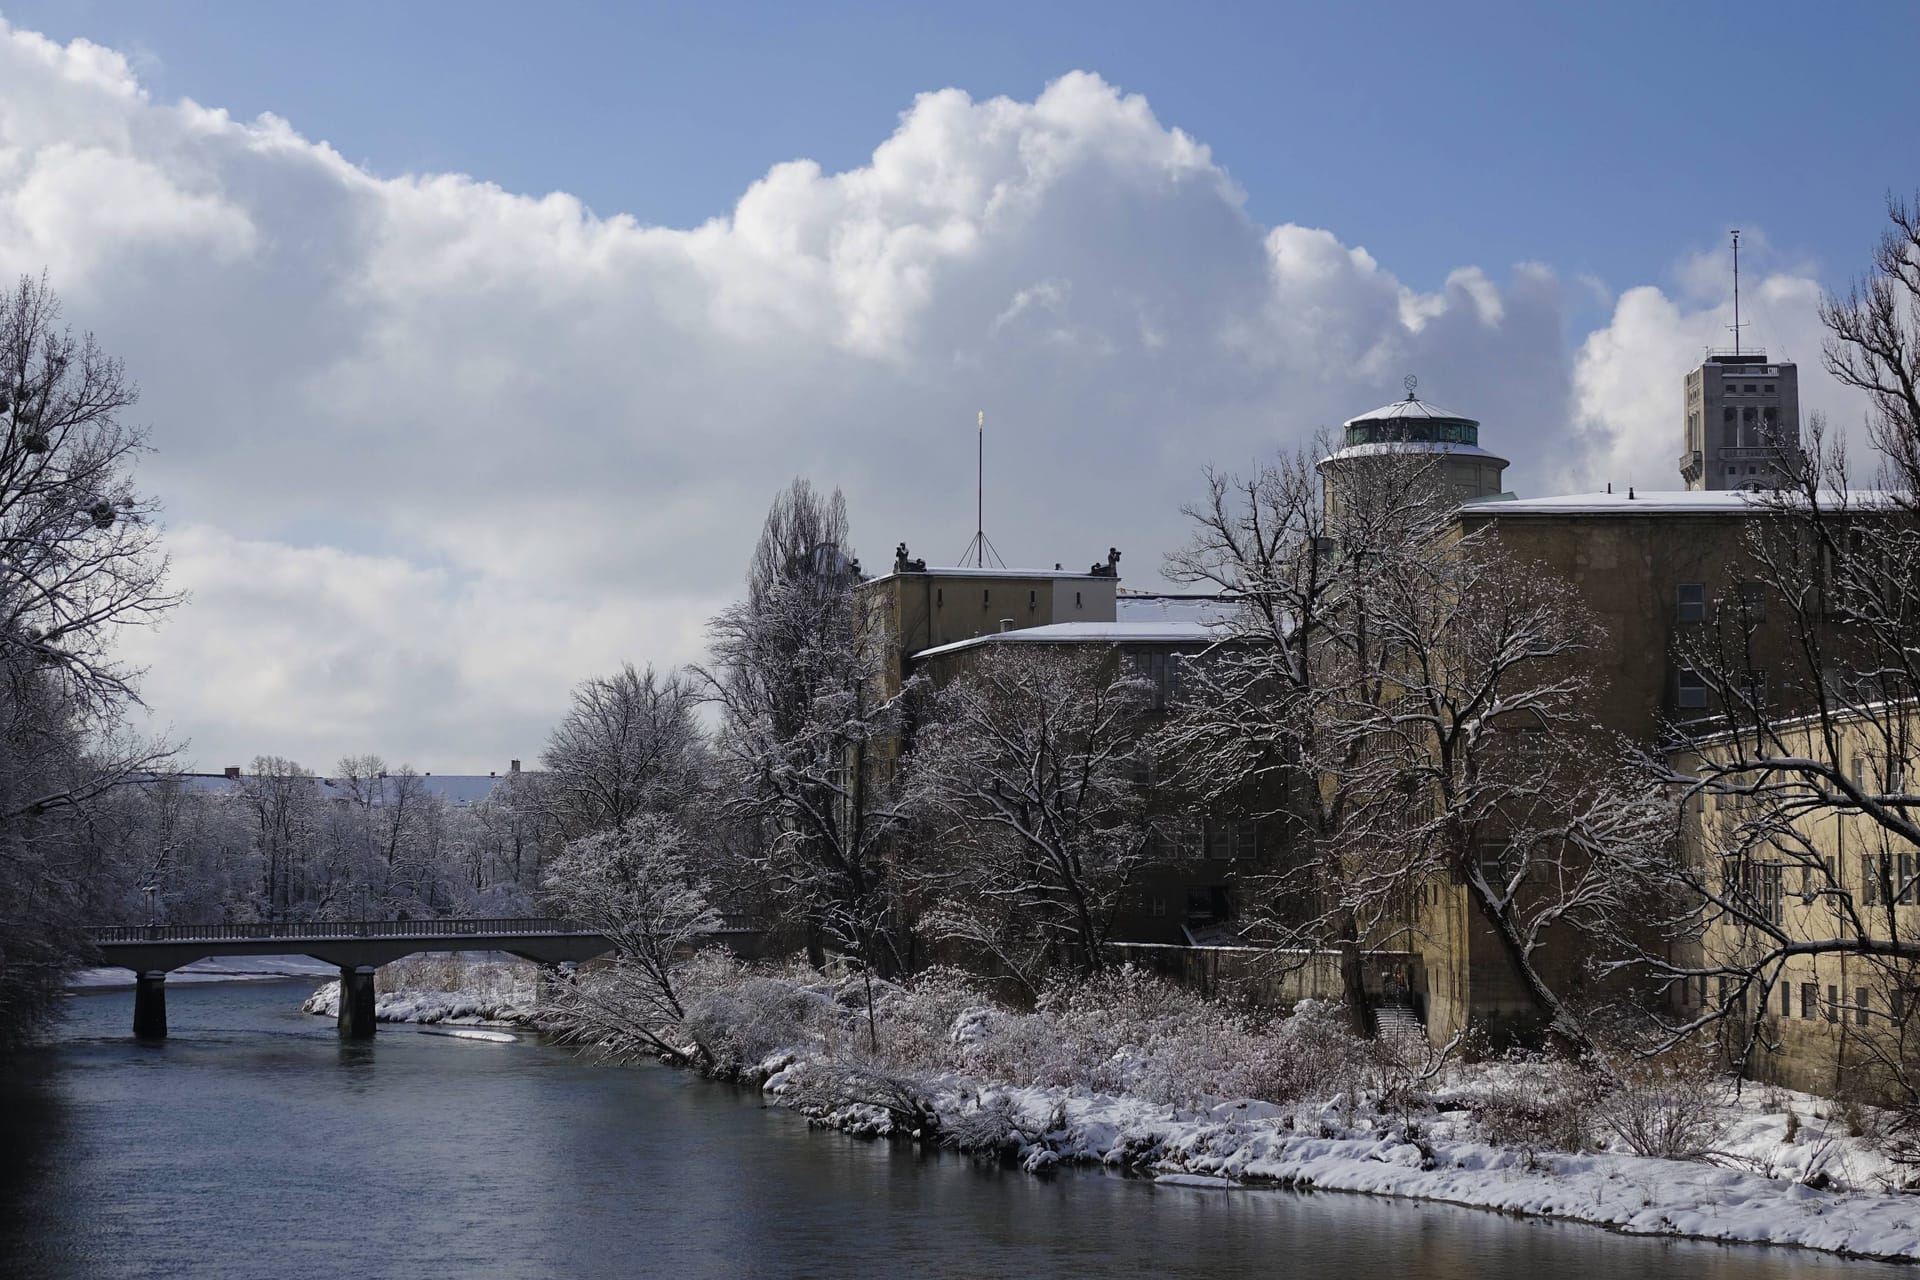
[
  {"xmin": 1165, "ymin": 439, "xmax": 1672, "ymax": 1052},
  {"xmin": 700, "ymin": 479, "xmax": 914, "ymax": 975},
  {"xmin": 905, "ymin": 645, "xmax": 1150, "ymax": 990},
  {"xmin": 0, "ymin": 273, "xmax": 177, "ymax": 1049},
  {"xmin": 1625, "ymin": 198, "xmax": 1920, "ymax": 1122},
  {"xmin": 1159, "ymin": 440, "xmax": 1423, "ymax": 1032},
  {"xmin": 541, "ymin": 663, "xmax": 702, "ymax": 839}
]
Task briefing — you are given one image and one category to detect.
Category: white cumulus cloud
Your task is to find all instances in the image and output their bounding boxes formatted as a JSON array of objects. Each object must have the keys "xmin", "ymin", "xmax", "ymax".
[{"xmin": 0, "ymin": 19, "xmax": 1837, "ymax": 771}]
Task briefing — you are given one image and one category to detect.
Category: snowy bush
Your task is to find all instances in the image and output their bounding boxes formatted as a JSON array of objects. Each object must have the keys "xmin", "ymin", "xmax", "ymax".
[
  {"xmin": 1467, "ymin": 1054, "xmax": 1606, "ymax": 1155},
  {"xmin": 870, "ymin": 966, "xmax": 995, "ymax": 1071},
  {"xmin": 1595, "ymin": 1056, "xmax": 1732, "ymax": 1161},
  {"xmin": 681, "ymin": 960, "xmax": 836, "ymax": 1076}
]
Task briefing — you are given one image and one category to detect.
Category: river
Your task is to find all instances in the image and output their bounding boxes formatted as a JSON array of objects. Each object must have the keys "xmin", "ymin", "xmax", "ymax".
[{"xmin": 0, "ymin": 981, "xmax": 1906, "ymax": 1279}]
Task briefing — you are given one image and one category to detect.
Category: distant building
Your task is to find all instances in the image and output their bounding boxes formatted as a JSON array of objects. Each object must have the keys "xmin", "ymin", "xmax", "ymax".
[
  {"xmin": 1679, "ymin": 350, "xmax": 1804, "ymax": 490},
  {"xmin": 162, "ymin": 760, "xmax": 529, "ymax": 808},
  {"xmin": 1319, "ymin": 381, "xmax": 1511, "ymax": 513}
]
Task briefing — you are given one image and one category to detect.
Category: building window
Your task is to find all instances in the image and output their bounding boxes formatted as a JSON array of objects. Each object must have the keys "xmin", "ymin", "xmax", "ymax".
[
  {"xmin": 1865, "ymin": 855, "xmax": 1883, "ymax": 907},
  {"xmin": 1801, "ymin": 982, "xmax": 1818, "ymax": 1019},
  {"xmin": 1740, "ymin": 667, "xmax": 1769, "ymax": 710},
  {"xmin": 1764, "ymin": 383, "xmax": 1776, "ymax": 393},
  {"xmin": 1028, "ymin": 589, "xmax": 1037, "ymax": 611},
  {"xmin": 1744, "ymin": 384, "xmax": 1758, "ymax": 394},
  {"xmin": 1676, "ymin": 668, "xmax": 1709, "ymax": 710},
  {"xmin": 1856, "ymin": 990, "xmax": 1872, "ymax": 1026},
  {"xmin": 1676, "ymin": 583, "xmax": 1707, "ymax": 622},
  {"xmin": 1075, "ymin": 591, "xmax": 1082, "ymax": 608},
  {"xmin": 1205, "ymin": 819, "xmax": 1260, "ymax": 860},
  {"xmin": 1717, "ymin": 975, "xmax": 1731, "ymax": 1009},
  {"xmin": 1737, "ymin": 580, "xmax": 1766, "ymax": 621},
  {"xmin": 1827, "ymin": 984, "xmax": 1839, "ymax": 1022},
  {"xmin": 936, "ymin": 588, "xmax": 943, "ymax": 607},
  {"xmin": 1900, "ymin": 850, "xmax": 1918, "ymax": 905},
  {"xmin": 1893, "ymin": 989, "xmax": 1907, "ymax": 1023},
  {"xmin": 1150, "ymin": 815, "xmax": 1204, "ymax": 861},
  {"xmin": 982, "ymin": 589, "xmax": 990, "ymax": 606},
  {"xmin": 1132, "ymin": 651, "xmax": 1184, "ymax": 709}
]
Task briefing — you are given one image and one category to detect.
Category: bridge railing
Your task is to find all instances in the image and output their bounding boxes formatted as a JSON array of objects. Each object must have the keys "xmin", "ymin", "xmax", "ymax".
[{"xmin": 86, "ymin": 914, "xmax": 767, "ymax": 944}]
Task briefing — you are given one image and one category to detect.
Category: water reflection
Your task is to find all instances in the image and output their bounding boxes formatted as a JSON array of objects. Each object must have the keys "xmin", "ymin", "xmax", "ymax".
[{"xmin": 0, "ymin": 983, "xmax": 1905, "ymax": 1280}]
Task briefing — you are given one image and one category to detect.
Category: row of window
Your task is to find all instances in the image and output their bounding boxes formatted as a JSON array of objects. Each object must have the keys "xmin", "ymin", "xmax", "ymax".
[
  {"xmin": 1674, "ymin": 666, "xmax": 1765, "ymax": 710},
  {"xmin": 1147, "ymin": 815, "xmax": 1261, "ymax": 861},
  {"xmin": 1720, "ymin": 382, "xmax": 1778, "ymax": 395},
  {"xmin": 1697, "ymin": 976, "xmax": 1911, "ymax": 1026},
  {"xmin": 1861, "ymin": 851, "xmax": 1920, "ymax": 907},
  {"xmin": 930, "ymin": 587, "xmax": 1084, "ymax": 610},
  {"xmin": 1675, "ymin": 581, "xmax": 1765, "ymax": 623},
  {"xmin": 1703, "ymin": 851, "xmax": 1916, "ymax": 923}
]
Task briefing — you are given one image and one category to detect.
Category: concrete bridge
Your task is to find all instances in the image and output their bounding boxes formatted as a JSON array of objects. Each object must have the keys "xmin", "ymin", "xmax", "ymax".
[{"xmin": 85, "ymin": 916, "xmax": 762, "ymax": 1040}]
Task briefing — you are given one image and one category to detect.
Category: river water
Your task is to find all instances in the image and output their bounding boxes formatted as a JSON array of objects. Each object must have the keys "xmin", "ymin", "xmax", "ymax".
[{"xmin": 0, "ymin": 981, "xmax": 1906, "ymax": 1280}]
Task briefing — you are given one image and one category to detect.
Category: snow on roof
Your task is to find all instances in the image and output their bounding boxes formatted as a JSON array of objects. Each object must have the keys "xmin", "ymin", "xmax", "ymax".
[
  {"xmin": 1322, "ymin": 441, "xmax": 1509, "ymax": 464},
  {"xmin": 1458, "ymin": 490, "xmax": 1892, "ymax": 517},
  {"xmin": 913, "ymin": 618, "xmax": 1223, "ymax": 662},
  {"xmin": 1116, "ymin": 593, "xmax": 1241, "ymax": 627},
  {"xmin": 865, "ymin": 564, "xmax": 1115, "ymax": 586},
  {"xmin": 156, "ymin": 772, "xmax": 517, "ymax": 805},
  {"xmin": 1342, "ymin": 395, "xmax": 1478, "ymax": 427}
]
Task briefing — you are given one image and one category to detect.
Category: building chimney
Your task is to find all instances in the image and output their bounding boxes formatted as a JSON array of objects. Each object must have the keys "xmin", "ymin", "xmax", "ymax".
[
  {"xmin": 223, "ymin": 766, "xmax": 241, "ymax": 780},
  {"xmin": 999, "ymin": 618, "xmax": 1015, "ymax": 632},
  {"xmin": 510, "ymin": 759, "xmax": 521, "ymax": 774}
]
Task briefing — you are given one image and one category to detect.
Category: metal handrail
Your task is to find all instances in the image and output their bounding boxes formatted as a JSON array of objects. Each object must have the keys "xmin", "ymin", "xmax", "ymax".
[{"xmin": 87, "ymin": 915, "xmax": 765, "ymax": 944}]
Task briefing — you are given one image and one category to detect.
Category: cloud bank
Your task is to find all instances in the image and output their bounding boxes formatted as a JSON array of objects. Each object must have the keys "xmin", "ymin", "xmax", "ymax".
[{"xmin": 0, "ymin": 20, "xmax": 1869, "ymax": 769}]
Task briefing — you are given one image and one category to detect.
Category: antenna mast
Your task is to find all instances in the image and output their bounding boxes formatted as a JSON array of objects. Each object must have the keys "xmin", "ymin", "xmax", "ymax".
[
  {"xmin": 957, "ymin": 409, "xmax": 1005, "ymax": 568},
  {"xmin": 1730, "ymin": 229, "xmax": 1743, "ymax": 356}
]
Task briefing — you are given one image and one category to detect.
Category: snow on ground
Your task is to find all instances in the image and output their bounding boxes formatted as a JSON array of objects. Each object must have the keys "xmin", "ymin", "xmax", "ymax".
[
  {"xmin": 763, "ymin": 1067, "xmax": 1920, "ymax": 1261},
  {"xmin": 418, "ymin": 1026, "xmax": 518, "ymax": 1043},
  {"xmin": 68, "ymin": 955, "xmax": 337, "ymax": 989},
  {"xmin": 300, "ymin": 980, "xmax": 534, "ymax": 1027},
  {"xmin": 300, "ymin": 959, "xmax": 536, "ymax": 1027},
  {"xmin": 306, "ymin": 966, "xmax": 1920, "ymax": 1261}
]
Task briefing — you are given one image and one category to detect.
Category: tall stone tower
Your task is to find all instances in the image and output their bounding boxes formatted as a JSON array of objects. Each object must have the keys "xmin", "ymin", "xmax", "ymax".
[
  {"xmin": 1678, "ymin": 351, "xmax": 1804, "ymax": 490},
  {"xmin": 1319, "ymin": 378, "xmax": 1509, "ymax": 514}
]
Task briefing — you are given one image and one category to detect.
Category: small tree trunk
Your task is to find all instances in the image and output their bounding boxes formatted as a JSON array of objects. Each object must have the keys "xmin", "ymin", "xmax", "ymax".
[{"xmin": 1336, "ymin": 912, "xmax": 1375, "ymax": 1038}]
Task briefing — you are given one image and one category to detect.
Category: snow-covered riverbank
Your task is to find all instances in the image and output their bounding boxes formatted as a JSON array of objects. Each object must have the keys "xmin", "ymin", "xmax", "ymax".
[
  {"xmin": 300, "ymin": 980, "xmax": 534, "ymax": 1027},
  {"xmin": 300, "ymin": 956, "xmax": 537, "ymax": 1027},
  {"xmin": 771, "ymin": 1066, "xmax": 1920, "ymax": 1261},
  {"xmin": 347, "ymin": 959, "xmax": 1920, "ymax": 1261}
]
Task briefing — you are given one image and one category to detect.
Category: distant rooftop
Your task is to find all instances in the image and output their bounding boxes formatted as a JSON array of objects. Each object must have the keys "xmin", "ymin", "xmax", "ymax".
[
  {"xmin": 1459, "ymin": 489, "xmax": 1887, "ymax": 517},
  {"xmin": 157, "ymin": 771, "xmax": 522, "ymax": 806},
  {"xmin": 1330, "ymin": 381, "xmax": 1507, "ymax": 464},
  {"xmin": 911, "ymin": 593, "xmax": 1235, "ymax": 661}
]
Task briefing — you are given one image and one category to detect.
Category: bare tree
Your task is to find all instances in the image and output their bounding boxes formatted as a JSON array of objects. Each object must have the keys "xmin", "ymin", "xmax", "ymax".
[
  {"xmin": 699, "ymin": 478, "xmax": 913, "ymax": 976},
  {"xmin": 906, "ymin": 645, "xmax": 1150, "ymax": 991},
  {"xmin": 0, "ymin": 273, "xmax": 178, "ymax": 1048},
  {"xmin": 540, "ymin": 816, "xmax": 719, "ymax": 1065},
  {"xmin": 1165, "ymin": 439, "xmax": 1667, "ymax": 1052},
  {"xmin": 541, "ymin": 663, "xmax": 701, "ymax": 839},
  {"xmin": 1624, "ymin": 197, "xmax": 1920, "ymax": 1124}
]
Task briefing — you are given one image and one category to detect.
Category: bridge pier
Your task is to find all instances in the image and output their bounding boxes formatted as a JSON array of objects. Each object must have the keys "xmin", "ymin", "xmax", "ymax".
[
  {"xmin": 133, "ymin": 970, "xmax": 168, "ymax": 1039},
  {"xmin": 337, "ymin": 966, "xmax": 378, "ymax": 1040}
]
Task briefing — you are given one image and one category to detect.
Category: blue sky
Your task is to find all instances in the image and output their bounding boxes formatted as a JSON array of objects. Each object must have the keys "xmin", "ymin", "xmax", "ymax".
[
  {"xmin": 0, "ymin": 4, "xmax": 1912, "ymax": 768},
  {"xmin": 12, "ymin": 0, "xmax": 1913, "ymax": 304}
]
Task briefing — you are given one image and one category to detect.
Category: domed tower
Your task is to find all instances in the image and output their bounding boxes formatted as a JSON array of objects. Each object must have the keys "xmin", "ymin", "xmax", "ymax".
[{"xmin": 1318, "ymin": 377, "xmax": 1509, "ymax": 515}]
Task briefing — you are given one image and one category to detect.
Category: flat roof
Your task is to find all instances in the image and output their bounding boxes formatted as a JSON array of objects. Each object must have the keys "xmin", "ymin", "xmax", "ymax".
[
  {"xmin": 1458, "ymin": 490, "xmax": 1893, "ymax": 517},
  {"xmin": 913, "ymin": 620, "xmax": 1221, "ymax": 662},
  {"xmin": 865, "ymin": 564, "xmax": 1114, "ymax": 587}
]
